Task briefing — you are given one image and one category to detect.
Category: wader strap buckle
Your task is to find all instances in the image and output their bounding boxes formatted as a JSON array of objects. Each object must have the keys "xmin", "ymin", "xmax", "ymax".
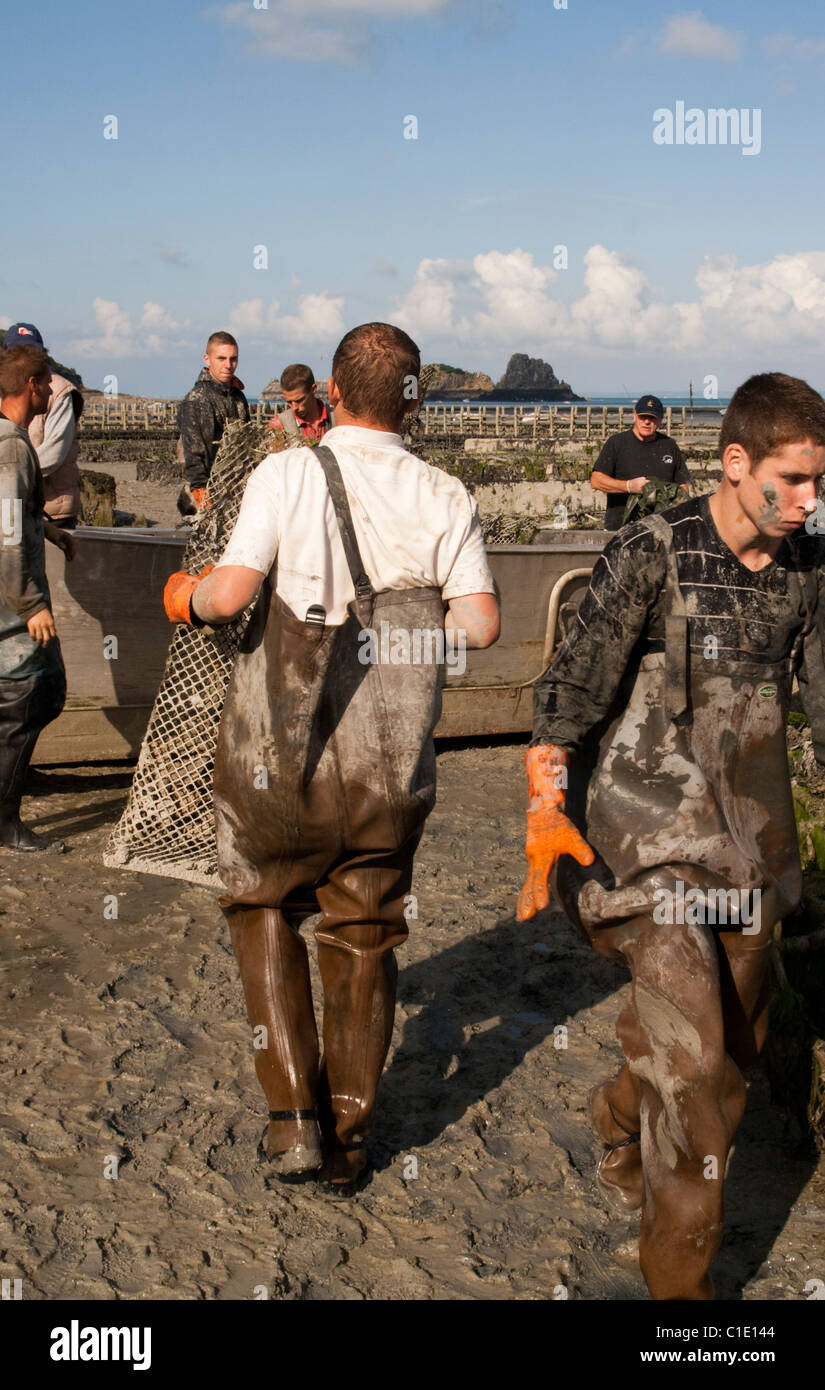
[{"xmin": 314, "ymin": 444, "xmax": 377, "ymax": 624}]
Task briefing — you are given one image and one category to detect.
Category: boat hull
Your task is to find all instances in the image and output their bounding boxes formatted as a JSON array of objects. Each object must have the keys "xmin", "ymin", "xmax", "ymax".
[{"xmin": 33, "ymin": 526, "xmax": 607, "ymax": 762}]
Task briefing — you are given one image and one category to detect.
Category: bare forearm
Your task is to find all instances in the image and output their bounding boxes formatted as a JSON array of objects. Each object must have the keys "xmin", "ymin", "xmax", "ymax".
[
  {"xmin": 191, "ymin": 565, "xmax": 264, "ymax": 624},
  {"xmin": 445, "ymin": 594, "xmax": 500, "ymax": 649},
  {"xmin": 590, "ymin": 470, "xmax": 629, "ymax": 495}
]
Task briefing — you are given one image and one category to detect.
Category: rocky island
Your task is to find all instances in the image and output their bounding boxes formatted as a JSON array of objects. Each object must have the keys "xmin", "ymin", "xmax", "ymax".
[{"xmin": 426, "ymin": 354, "xmax": 583, "ymax": 402}]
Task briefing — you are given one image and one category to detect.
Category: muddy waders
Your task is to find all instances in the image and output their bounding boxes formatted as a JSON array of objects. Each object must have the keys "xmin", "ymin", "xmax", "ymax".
[
  {"xmin": 213, "ymin": 446, "xmax": 445, "ymax": 1184},
  {"xmin": 0, "ymin": 668, "xmax": 66, "ymax": 852},
  {"xmin": 552, "ymin": 513, "xmax": 812, "ymax": 1298}
]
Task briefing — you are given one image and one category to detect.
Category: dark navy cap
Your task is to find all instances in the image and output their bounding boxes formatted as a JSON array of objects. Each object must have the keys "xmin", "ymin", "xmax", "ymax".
[
  {"xmin": 635, "ymin": 394, "xmax": 664, "ymax": 418},
  {"xmin": 2, "ymin": 322, "xmax": 46, "ymax": 350}
]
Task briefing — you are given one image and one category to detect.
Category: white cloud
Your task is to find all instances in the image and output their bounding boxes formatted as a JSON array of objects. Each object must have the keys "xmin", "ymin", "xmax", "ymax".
[
  {"xmin": 228, "ymin": 291, "xmax": 345, "ymax": 342},
  {"xmin": 394, "ymin": 258, "xmax": 462, "ymax": 337},
  {"xmin": 763, "ymin": 32, "xmax": 825, "ymax": 62},
  {"xmin": 211, "ymin": 0, "xmax": 449, "ymax": 65},
  {"xmin": 393, "ymin": 245, "xmax": 825, "ymax": 359},
  {"xmin": 472, "ymin": 249, "xmax": 560, "ymax": 339},
  {"xmin": 659, "ymin": 11, "xmax": 743, "ymax": 62},
  {"xmin": 69, "ymin": 298, "xmax": 191, "ymax": 358}
]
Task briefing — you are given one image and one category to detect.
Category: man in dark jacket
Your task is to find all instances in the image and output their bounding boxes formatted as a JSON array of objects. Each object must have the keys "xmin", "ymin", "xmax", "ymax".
[
  {"xmin": 0, "ymin": 345, "xmax": 74, "ymax": 851},
  {"xmin": 591, "ymin": 393, "xmax": 691, "ymax": 530},
  {"xmin": 177, "ymin": 332, "xmax": 250, "ymax": 516}
]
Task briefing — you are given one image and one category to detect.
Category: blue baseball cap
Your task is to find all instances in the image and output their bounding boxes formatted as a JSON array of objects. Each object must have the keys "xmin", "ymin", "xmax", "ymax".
[
  {"xmin": 635, "ymin": 394, "xmax": 664, "ymax": 418},
  {"xmin": 3, "ymin": 322, "xmax": 46, "ymax": 350}
]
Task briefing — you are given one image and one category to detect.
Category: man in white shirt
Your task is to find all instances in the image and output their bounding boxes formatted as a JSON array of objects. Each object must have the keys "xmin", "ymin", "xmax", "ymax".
[{"xmin": 164, "ymin": 322, "xmax": 499, "ymax": 1186}]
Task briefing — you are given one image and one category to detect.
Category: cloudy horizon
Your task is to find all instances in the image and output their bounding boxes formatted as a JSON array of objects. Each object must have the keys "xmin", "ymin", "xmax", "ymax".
[{"xmin": 3, "ymin": 0, "xmax": 824, "ymax": 398}]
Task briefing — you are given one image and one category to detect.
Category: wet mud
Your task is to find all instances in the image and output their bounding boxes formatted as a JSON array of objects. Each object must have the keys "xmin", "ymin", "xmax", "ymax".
[{"xmin": 0, "ymin": 743, "xmax": 822, "ymax": 1301}]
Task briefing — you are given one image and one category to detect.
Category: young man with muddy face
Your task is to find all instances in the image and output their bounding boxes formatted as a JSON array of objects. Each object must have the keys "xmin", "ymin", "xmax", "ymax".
[{"xmin": 517, "ymin": 372, "xmax": 825, "ymax": 1300}]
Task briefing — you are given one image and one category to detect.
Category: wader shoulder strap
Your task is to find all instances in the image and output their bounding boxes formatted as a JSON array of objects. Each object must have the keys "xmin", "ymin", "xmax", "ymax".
[
  {"xmin": 640, "ymin": 512, "xmax": 689, "ymax": 721},
  {"xmin": 313, "ymin": 444, "xmax": 376, "ymax": 624}
]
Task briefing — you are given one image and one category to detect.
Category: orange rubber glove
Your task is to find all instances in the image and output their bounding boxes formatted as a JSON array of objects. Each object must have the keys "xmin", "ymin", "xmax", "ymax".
[
  {"xmin": 516, "ymin": 743, "xmax": 595, "ymax": 922},
  {"xmin": 163, "ymin": 565, "xmax": 214, "ymax": 625},
  {"xmin": 191, "ymin": 487, "xmax": 209, "ymax": 510}
]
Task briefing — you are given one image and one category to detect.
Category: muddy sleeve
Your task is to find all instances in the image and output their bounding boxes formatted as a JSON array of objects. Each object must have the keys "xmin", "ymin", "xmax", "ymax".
[
  {"xmin": 178, "ymin": 394, "xmax": 211, "ymax": 490},
  {"xmin": 532, "ymin": 526, "xmax": 667, "ymax": 750},
  {"xmin": 796, "ymin": 569, "xmax": 825, "ymax": 764},
  {"xmin": 0, "ymin": 444, "xmax": 48, "ymax": 619}
]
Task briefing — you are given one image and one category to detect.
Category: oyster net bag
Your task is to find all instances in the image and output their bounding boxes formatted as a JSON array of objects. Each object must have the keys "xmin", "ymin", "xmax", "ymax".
[{"xmin": 104, "ymin": 418, "xmax": 277, "ymax": 888}]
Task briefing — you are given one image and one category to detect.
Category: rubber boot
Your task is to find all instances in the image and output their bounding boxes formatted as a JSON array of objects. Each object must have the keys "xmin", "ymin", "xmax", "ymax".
[
  {"xmin": 0, "ymin": 733, "xmax": 64, "ymax": 853},
  {"xmin": 225, "ymin": 905, "xmax": 323, "ymax": 1177},
  {"xmin": 315, "ymin": 935, "xmax": 400, "ymax": 1188}
]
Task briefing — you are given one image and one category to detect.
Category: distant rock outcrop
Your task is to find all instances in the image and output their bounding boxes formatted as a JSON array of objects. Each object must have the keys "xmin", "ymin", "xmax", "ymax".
[
  {"xmin": 497, "ymin": 354, "xmax": 570, "ymax": 393},
  {"xmin": 426, "ymin": 353, "xmax": 583, "ymax": 403},
  {"xmin": 425, "ymin": 366, "xmax": 495, "ymax": 396}
]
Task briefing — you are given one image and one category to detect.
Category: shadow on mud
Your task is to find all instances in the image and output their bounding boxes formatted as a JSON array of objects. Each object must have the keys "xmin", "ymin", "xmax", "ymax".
[
  {"xmin": 378, "ymin": 906, "xmax": 623, "ymax": 1153},
  {"xmin": 715, "ymin": 1078, "xmax": 819, "ymax": 1301}
]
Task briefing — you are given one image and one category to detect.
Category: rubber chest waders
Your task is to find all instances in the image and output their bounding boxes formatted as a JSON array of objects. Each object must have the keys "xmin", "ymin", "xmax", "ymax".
[
  {"xmin": 554, "ymin": 511, "xmax": 815, "ymax": 941},
  {"xmin": 212, "ymin": 445, "xmax": 446, "ymax": 1169},
  {"xmin": 213, "ymin": 444, "xmax": 446, "ymax": 906},
  {"xmin": 550, "ymin": 513, "xmax": 818, "ymax": 1299}
]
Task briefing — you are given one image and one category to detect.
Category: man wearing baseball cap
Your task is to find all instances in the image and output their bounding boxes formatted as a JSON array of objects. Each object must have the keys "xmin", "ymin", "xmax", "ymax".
[
  {"xmin": 2, "ymin": 324, "xmax": 83, "ymax": 528},
  {"xmin": 590, "ymin": 394, "xmax": 691, "ymax": 530}
]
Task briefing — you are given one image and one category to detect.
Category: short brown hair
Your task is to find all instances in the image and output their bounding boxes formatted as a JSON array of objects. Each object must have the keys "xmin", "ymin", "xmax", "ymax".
[
  {"xmin": 280, "ymin": 363, "xmax": 315, "ymax": 393},
  {"xmin": 205, "ymin": 331, "xmax": 238, "ymax": 351},
  {"xmin": 332, "ymin": 322, "xmax": 420, "ymax": 429},
  {"xmin": 719, "ymin": 372, "xmax": 825, "ymax": 468},
  {"xmin": 0, "ymin": 345, "xmax": 50, "ymax": 398}
]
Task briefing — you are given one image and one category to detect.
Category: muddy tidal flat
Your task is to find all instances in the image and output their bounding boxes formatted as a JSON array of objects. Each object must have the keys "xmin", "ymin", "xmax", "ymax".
[{"xmin": 1, "ymin": 742, "xmax": 823, "ymax": 1301}]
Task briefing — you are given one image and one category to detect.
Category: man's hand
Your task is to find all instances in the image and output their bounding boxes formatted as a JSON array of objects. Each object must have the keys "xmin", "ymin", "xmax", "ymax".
[
  {"xmin": 44, "ymin": 524, "xmax": 76, "ymax": 561},
  {"xmin": 626, "ymin": 476, "xmax": 648, "ymax": 495},
  {"xmin": 163, "ymin": 565, "xmax": 214, "ymax": 624},
  {"xmin": 27, "ymin": 607, "xmax": 57, "ymax": 647},
  {"xmin": 516, "ymin": 743, "xmax": 595, "ymax": 922}
]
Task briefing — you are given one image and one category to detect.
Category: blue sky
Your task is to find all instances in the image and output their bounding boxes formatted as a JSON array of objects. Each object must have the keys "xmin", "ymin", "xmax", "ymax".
[{"xmin": 2, "ymin": 0, "xmax": 825, "ymax": 397}]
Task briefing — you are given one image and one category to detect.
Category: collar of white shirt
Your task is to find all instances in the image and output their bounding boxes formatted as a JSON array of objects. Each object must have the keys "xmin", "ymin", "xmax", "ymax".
[{"xmin": 319, "ymin": 424, "xmax": 405, "ymax": 449}]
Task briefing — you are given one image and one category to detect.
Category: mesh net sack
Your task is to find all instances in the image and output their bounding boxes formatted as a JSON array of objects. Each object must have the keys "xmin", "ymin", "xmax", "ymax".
[{"xmin": 104, "ymin": 418, "xmax": 278, "ymax": 887}]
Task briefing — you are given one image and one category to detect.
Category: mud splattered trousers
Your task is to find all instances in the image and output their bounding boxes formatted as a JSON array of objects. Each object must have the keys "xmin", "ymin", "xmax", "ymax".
[
  {"xmin": 0, "ymin": 667, "xmax": 66, "ymax": 823},
  {"xmin": 590, "ymin": 905, "xmax": 774, "ymax": 1300}
]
